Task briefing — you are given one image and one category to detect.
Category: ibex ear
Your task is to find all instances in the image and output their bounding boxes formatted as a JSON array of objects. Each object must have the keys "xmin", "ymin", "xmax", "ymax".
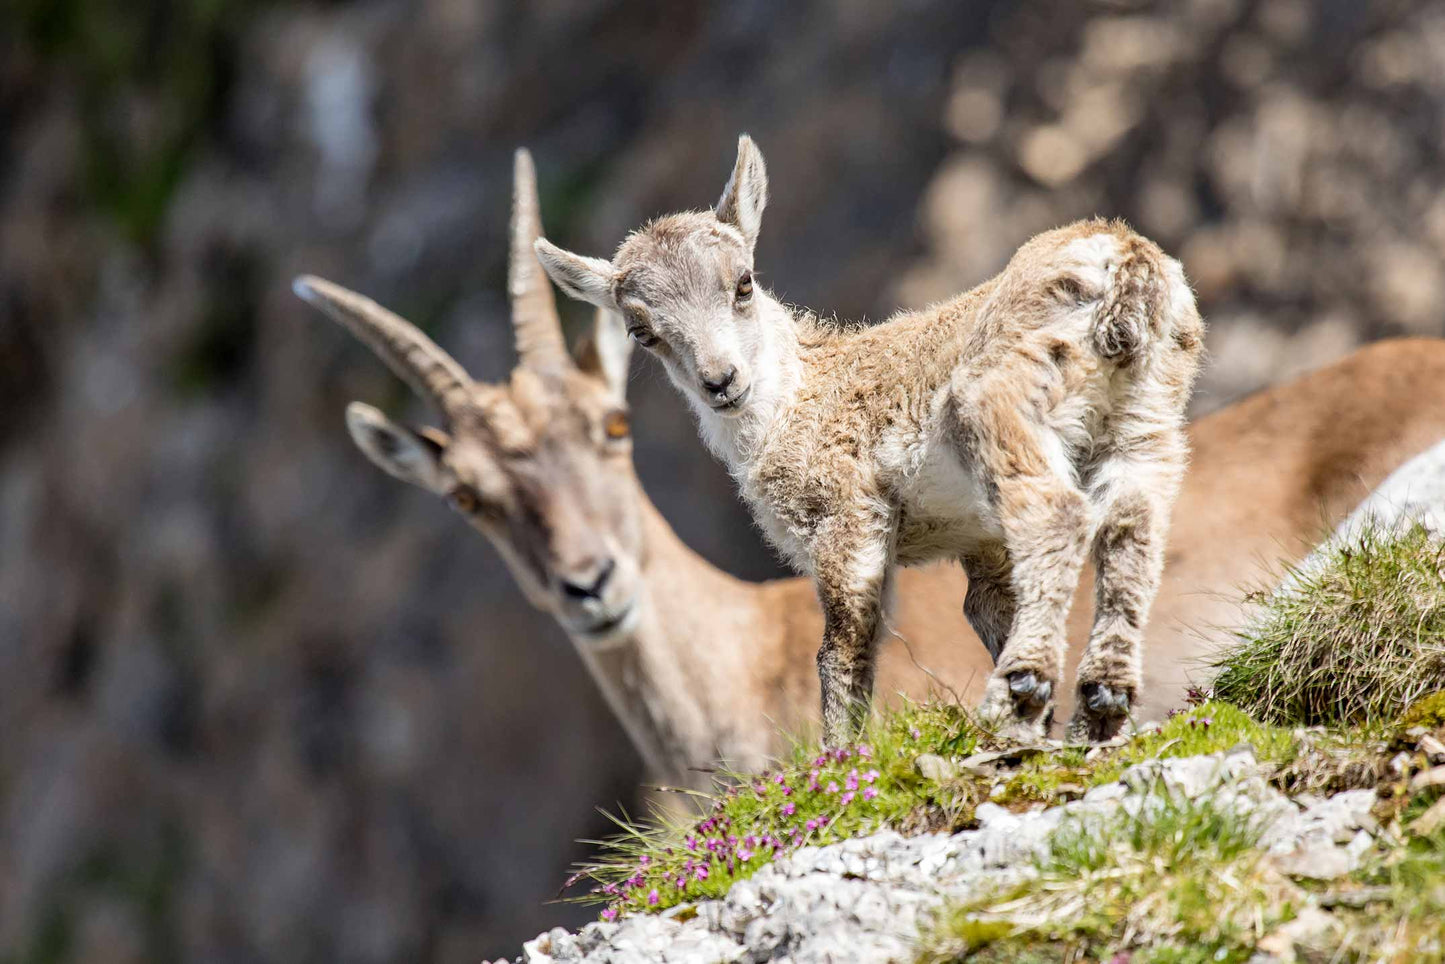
[
  {"xmin": 715, "ymin": 134, "xmax": 768, "ymax": 250},
  {"xmin": 575, "ymin": 308, "xmax": 634, "ymax": 403},
  {"xmin": 533, "ymin": 239, "xmax": 619, "ymax": 311},
  {"xmin": 345, "ymin": 402, "xmax": 451, "ymax": 494}
]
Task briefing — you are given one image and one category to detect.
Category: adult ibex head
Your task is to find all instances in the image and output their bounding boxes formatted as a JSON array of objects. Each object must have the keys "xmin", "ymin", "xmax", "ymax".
[{"xmin": 294, "ymin": 150, "xmax": 640, "ymax": 643}]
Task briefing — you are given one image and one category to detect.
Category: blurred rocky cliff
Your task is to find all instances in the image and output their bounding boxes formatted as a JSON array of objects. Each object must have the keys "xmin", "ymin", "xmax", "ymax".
[{"xmin": 2, "ymin": 1, "xmax": 1443, "ymax": 963}]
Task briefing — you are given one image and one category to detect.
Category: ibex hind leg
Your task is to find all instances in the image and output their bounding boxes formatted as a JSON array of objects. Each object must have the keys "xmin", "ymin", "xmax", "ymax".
[
  {"xmin": 961, "ymin": 544, "xmax": 1016, "ymax": 665},
  {"xmin": 1067, "ymin": 444, "xmax": 1183, "ymax": 743}
]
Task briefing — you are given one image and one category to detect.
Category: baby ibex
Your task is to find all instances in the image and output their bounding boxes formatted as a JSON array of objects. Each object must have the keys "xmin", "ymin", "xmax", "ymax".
[
  {"xmin": 537, "ymin": 135, "xmax": 1205, "ymax": 744},
  {"xmin": 293, "ymin": 149, "xmax": 1002, "ymax": 784}
]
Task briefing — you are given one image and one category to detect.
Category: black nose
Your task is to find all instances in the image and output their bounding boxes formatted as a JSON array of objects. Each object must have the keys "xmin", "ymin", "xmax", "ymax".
[
  {"xmin": 700, "ymin": 367, "xmax": 736, "ymax": 395},
  {"xmin": 561, "ymin": 559, "xmax": 615, "ymax": 600}
]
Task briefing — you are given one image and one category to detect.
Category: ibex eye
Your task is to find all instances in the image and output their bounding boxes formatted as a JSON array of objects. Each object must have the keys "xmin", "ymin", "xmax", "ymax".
[
  {"xmin": 449, "ymin": 485, "xmax": 481, "ymax": 514},
  {"xmin": 627, "ymin": 326, "xmax": 659, "ymax": 348},
  {"xmin": 603, "ymin": 410, "xmax": 630, "ymax": 440},
  {"xmin": 736, "ymin": 271, "xmax": 754, "ymax": 301}
]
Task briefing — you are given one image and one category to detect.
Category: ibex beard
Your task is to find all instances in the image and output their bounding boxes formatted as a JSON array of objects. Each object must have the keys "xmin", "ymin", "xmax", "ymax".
[{"xmin": 536, "ymin": 135, "xmax": 1204, "ymax": 745}]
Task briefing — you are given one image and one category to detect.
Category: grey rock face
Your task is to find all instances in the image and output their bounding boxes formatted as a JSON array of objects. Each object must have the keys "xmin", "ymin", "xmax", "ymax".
[{"xmin": 513, "ymin": 751, "xmax": 1379, "ymax": 964}]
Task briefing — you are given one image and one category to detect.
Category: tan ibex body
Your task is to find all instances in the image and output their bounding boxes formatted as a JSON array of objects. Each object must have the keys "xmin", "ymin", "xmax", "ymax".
[
  {"xmin": 536, "ymin": 136, "xmax": 1205, "ymax": 743},
  {"xmin": 297, "ymin": 150, "xmax": 1445, "ymax": 784}
]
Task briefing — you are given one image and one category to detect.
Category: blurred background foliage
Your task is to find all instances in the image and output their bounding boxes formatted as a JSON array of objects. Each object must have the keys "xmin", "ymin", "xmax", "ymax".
[{"xmin": 2, "ymin": 0, "xmax": 1444, "ymax": 961}]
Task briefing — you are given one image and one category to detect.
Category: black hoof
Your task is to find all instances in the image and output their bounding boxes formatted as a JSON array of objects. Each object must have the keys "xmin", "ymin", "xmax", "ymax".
[
  {"xmin": 1081, "ymin": 681, "xmax": 1130, "ymax": 716},
  {"xmin": 1007, "ymin": 670, "xmax": 1053, "ymax": 711}
]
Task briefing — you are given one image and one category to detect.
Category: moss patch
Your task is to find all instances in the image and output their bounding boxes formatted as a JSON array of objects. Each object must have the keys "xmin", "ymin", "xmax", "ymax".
[
  {"xmin": 1399, "ymin": 691, "xmax": 1445, "ymax": 733},
  {"xmin": 1089, "ymin": 701, "xmax": 1298, "ymax": 786}
]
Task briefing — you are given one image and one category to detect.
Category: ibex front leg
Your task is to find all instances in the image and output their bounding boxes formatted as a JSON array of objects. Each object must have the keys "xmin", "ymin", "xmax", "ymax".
[
  {"xmin": 961, "ymin": 386, "xmax": 1092, "ymax": 741},
  {"xmin": 1067, "ymin": 434, "xmax": 1185, "ymax": 742},
  {"xmin": 812, "ymin": 516, "xmax": 894, "ymax": 747}
]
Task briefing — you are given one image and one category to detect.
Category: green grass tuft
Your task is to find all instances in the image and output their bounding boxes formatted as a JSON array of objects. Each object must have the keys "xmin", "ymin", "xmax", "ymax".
[
  {"xmin": 920, "ymin": 789, "xmax": 1299, "ymax": 963},
  {"xmin": 1210, "ymin": 523, "xmax": 1445, "ymax": 727}
]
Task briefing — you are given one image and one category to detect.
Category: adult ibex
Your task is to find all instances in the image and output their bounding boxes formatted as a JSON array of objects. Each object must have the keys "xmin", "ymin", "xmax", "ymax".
[{"xmin": 535, "ymin": 135, "xmax": 1204, "ymax": 744}]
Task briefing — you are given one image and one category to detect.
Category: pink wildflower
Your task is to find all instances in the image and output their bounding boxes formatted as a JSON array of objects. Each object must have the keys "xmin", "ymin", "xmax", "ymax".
[
  {"xmin": 648, "ymin": 889, "xmax": 659, "ymax": 906},
  {"xmin": 846, "ymin": 770, "xmax": 859, "ymax": 791},
  {"xmin": 638, "ymin": 855, "xmax": 650, "ymax": 866},
  {"xmin": 781, "ymin": 786, "xmax": 793, "ymax": 796},
  {"xmin": 738, "ymin": 848, "xmax": 753, "ymax": 861},
  {"xmin": 909, "ymin": 727, "xmax": 922, "ymax": 740},
  {"xmin": 864, "ymin": 787, "xmax": 879, "ymax": 801},
  {"xmin": 825, "ymin": 781, "xmax": 840, "ymax": 794},
  {"xmin": 858, "ymin": 744, "xmax": 873, "ymax": 759},
  {"xmin": 863, "ymin": 769, "xmax": 880, "ymax": 784},
  {"xmin": 805, "ymin": 819, "xmax": 819, "ymax": 831},
  {"xmin": 774, "ymin": 773, "xmax": 787, "ymax": 785},
  {"xmin": 695, "ymin": 866, "xmax": 709, "ymax": 881},
  {"xmin": 840, "ymin": 791, "xmax": 856, "ymax": 805},
  {"xmin": 834, "ymin": 748, "xmax": 849, "ymax": 761},
  {"xmin": 782, "ymin": 801, "xmax": 796, "ymax": 816},
  {"xmin": 602, "ymin": 908, "xmax": 618, "ymax": 921}
]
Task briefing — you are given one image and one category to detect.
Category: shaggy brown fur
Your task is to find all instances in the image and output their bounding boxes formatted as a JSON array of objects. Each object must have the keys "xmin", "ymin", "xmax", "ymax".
[{"xmin": 537, "ymin": 136, "xmax": 1204, "ymax": 744}]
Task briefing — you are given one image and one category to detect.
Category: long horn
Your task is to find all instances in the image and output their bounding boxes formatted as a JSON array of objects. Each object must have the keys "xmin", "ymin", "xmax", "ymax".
[
  {"xmin": 292, "ymin": 275, "xmax": 473, "ymax": 417},
  {"xmin": 510, "ymin": 148, "xmax": 569, "ymax": 370}
]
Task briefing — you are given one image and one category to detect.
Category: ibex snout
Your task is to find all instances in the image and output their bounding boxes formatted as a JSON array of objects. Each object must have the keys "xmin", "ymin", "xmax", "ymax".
[
  {"xmin": 698, "ymin": 362, "xmax": 752, "ymax": 413},
  {"xmin": 559, "ymin": 557, "xmax": 615, "ymax": 601},
  {"xmin": 554, "ymin": 545, "xmax": 637, "ymax": 640}
]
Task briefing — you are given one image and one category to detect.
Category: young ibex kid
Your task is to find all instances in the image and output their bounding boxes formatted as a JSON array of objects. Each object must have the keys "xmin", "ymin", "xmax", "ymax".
[{"xmin": 535, "ymin": 135, "xmax": 1204, "ymax": 744}]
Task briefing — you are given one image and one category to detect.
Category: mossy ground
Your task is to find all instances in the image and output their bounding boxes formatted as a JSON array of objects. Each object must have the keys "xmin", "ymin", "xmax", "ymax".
[
  {"xmin": 571, "ymin": 701, "xmax": 987, "ymax": 917},
  {"xmin": 572, "ymin": 689, "xmax": 1445, "ymax": 960},
  {"xmin": 921, "ymin": 792, "xmax": 1445, "ymax": 963},
  {"xmin": 921, "ymin": 791, "xmax": 1299, "ymax": 963},
  {"xmin": 570, "ymin": 699, "xmax": 1387, "ymax": 918}
]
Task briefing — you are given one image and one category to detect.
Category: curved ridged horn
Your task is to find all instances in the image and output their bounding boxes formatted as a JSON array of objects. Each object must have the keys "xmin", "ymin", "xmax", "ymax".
[
  {"xmin": 510, "ymin": 148, "xmax": 570, "ymax": 370},
  {"xmin": 292, "ymin": 275, "xmax": 473, "ymax": 418}
]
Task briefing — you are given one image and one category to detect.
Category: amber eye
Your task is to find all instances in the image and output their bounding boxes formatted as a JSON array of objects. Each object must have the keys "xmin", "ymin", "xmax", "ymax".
[
  {"xmin": 603, "ymin": 409, "xmax": 631, "ymax": 440},
  {"xmin": 449, "ymin": 485, "xmax": 480, "ymax": 514},
  {"xmin": 735, "ymin": 271, "xmax": 754, "ymax": 301}
]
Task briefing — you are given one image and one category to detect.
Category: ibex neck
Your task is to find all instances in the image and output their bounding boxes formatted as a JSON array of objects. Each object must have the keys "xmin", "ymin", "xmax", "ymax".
[{"xmin": 562, "ymin": 483, "xmax": 776, "ymax": 785}]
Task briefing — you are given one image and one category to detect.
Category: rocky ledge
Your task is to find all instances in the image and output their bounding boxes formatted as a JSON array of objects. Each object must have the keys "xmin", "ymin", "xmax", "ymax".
[{"xmin": 499, "ymin": 748, "xmax": 1380, "ymax": 964}]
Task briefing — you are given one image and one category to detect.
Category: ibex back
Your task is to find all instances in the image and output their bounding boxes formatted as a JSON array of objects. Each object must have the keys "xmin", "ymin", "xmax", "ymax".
[{"xmin": 537, "ymin": 135, "xmax": 1204, "ymax": 744}]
